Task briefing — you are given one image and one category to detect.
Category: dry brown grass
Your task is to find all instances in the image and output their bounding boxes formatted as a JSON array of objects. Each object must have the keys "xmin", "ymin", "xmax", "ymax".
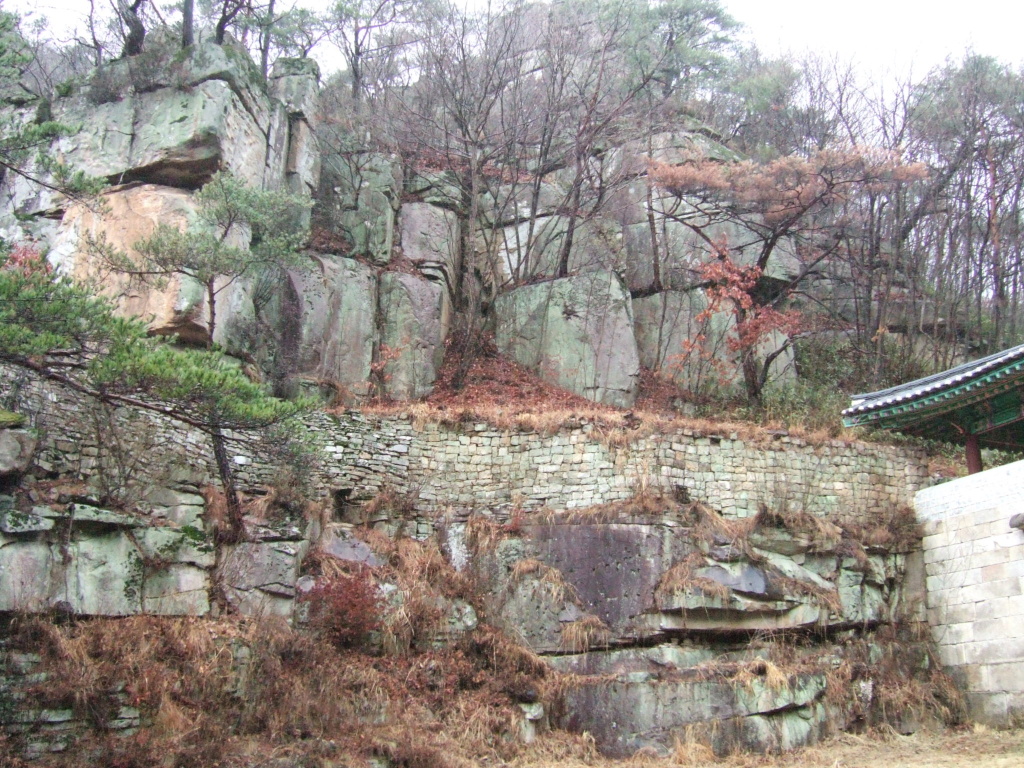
[
  {"xmin": 656, "ymin": 552, "xmax": 732, "ymax": 603},
  {"xmin": 692, "ymin": 656, "xmax": 791, "ymax": 692},
  {"xmin": 840, "ymin": 505, "xmax": 924, "ymax": 553},
  {"xmin": 560, "ymin": 615, "xmax": 613, "ymax": 653},
  {"xmin": 364, "ymin": 484, "xmax": 419, "ymax": 519},
  {"xmin": 768, "ymin": 573, "xmax": 842, "ymax": 615},
  {"xmin": 682, "ymin": 502, "xmax": 758, "ymax": 553},
  {"xmin": 4, "ymin": 612, "xmax": 556, "ymax": 768},
  {"xmin": 823, "ymin": 624, "xmax": 966, "ymax": 730},
  {"xmin": 465, "ymin": 513, "xmax": 518, "ymax": 555},
  {"xmin": 509, "ymin": 558, "xmax": 580, "ymax": 606},
  {"xmin": 751, "ymin": 504, "xmax": 843, "ymax": 551},
  {"xmin": 360, "ymin": 398, "xmax": 865, "ymax": 450}
]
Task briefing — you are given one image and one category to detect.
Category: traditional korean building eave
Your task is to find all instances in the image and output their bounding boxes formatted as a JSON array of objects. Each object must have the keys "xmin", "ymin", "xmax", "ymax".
[{"xmin": 842, "ymin": 342, "xmax": 1024, "ymax": 468}]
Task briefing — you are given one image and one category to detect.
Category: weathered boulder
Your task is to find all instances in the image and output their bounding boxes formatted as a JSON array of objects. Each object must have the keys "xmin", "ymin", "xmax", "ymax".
[
  {"xmin": 251, "ymin": 256, "xmax": 378, "ymax": 400},
  {"xmin": 141, "ymin": 488, "xmax": 207, "ymax": 528},
  {"xmin": 0, "ymin": 39, "xmax": 316, "ymax": 244},
  {"xmin": 406, "ymin": 170, "xmax": 462, "ymax": 210},
  {"xmin": 473, "ymin": 517, "xmax": 694, "ymax": 652},
  {"xmin": 321, "ymin": 527, "xmax": 386, "ymax": 568},
  {"xmin": 400, "ymin": 203, "xmax": 459, "ymax": 292},
  {"xmin": 482, "ymin": 181, "xmax": 565, "ymax": 226},
  {"xmin": 270, "ymin": 57, "xmax": 320, "ymax": 120},
  {"xmin": 0, "ymin": 429, "xmax": 36, "ymax": 475},
  {"xmin": 219, "ymin": 539, "xmax": 309, "ymax": 617},
  {"xmin": 495, "ymin": 271, "xmax": 640, "ymax": 406},
  {"xmin": 379, "ymin": 272, "xmax": 449, "ymax": 400},
  {"xmin": 271, "ymin": 58, "xmax": 321, "ymax": 201},
  {"xmin": 494, "ymin": 216, "xmax": 627, "ymax": 282},
  {"xmin": 51, "ymin": 184, "xmax": 211, "ymax": 342},
  {"xmin": 52, "ymin": 81, "xmax": 270, "ymax": 191},
  {"xmin": 318, "ymin": 152, "xmax": 401, "ymax": 264},
  {"xmin": 0, "ymin": 501, "xmax": 214, "ymax": 616},
  {"xmin": 561, "ymin": 670, "xmax": 829, "ymax": 756}
]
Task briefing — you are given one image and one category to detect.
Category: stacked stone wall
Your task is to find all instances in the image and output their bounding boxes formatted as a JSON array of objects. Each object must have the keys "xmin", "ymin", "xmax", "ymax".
[
  {"xmin": 2, "ymin": 366, "xmax": 929, "ymax": 523},
  {"xmin": 915, "ymin": 463, "xmax": 1024, "ymax": 726}
]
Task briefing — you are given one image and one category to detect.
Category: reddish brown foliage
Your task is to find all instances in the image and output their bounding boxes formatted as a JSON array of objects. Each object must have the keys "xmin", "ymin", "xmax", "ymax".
[
  {"xmin": 300, "ymin": 565, "xmax": 383, "ymax": 648},
  {"xmin": 2, "ymin": 244, "xmax": 49, "ymax": 275},
  {"xmin": 426, "ymin": 334, "xmax": 598, "ymax": 413},
  {"xmin": 650, "ymin": 148, "xmax": 926, "ymax": 230}
]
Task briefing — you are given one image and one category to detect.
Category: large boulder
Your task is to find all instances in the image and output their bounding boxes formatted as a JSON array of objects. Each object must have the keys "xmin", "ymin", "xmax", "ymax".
[
  {"xmin": 55, "ymin": 72, "xmax": 271, "ymax": 190},
  {"xmin": 317, "ymin": 152, "xmax": 401, "ymax": 265},
  {"xmin": 271, "ymin": 58, "xmax": 321, "ymax": 201},
  {"xmin": 379, "ymin": 272, "xmax": 449, "ymax": 400},
  {"xmin": 561, "ymin": 666, "xmax": 829, "ymax": 756},
  {"xmin": 50, "ymin": 184, "xmax": 210, "ymax": 342},
  {"xmin": 474, "ymin": 518, "xmax": 694, "ymax": 653},
  {"xmin": 0, "ymin": 39, "xmax": 311, "ymax": 239},
  {"xmin": 246, "ymin": 256, "xmax": 378, "ymax": 400},
  {"xmin": 495, "ymin": 270, "xmax": 640, "ymax": 406},
  {"xmin": 219, "ymin": 539, "xmax": 310, "ymax": 617},
  {"xmin": 0, "ymin": 502, "xmax": 213, "ymax": 616},
  {"xmin": 0, "ymin": 425, "xmax": 36, "ymax": 476},
  {"xmin": 494, "ymin": 216, "xmax": 627, "ymax": 283},
  {"xmin": 482, "ymin": 181, "xmax": 565, "ymax": 227},
  {"xmin": 400, "ymin": 203, "xmax": 459, "ymax": 292},
  {"xmin": 471, "ymin": 505, "xmax": 912, "ymax": 652}
]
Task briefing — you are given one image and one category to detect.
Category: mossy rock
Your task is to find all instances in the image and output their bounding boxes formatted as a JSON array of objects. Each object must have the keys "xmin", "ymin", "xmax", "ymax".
[{"xmin": 0, "ymin": 410, "xmax": 25, "ymax": 428}]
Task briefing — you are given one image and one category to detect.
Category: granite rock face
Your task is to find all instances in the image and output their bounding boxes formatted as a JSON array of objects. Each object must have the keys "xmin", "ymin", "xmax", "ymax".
[
  {"xmin": 248, "ymin": 255, "xmax": 379, "ymax": 400},
  {"xmin": 220, "ymin": 539, "xmax": 310, "ymax": 617},
  {"xmin": 466, "ymin": 501, "xmax": 921, "ymax": 754},
  {"xmin": 379, "ymin": 272, "xmax": 449, "ymax": 400},
  {"xmin": 400, "ymin": 202, "xmax": 459, "ymax": 292},
  {"xmin": 633, "ymin": 288, "xmax": 795, "ymax": 396},
  {"xmin": 495, "ymin": 270, "xmax": 640, "ymax": 407},
  {"xmin": 0, "ymin": 430, "xmax": 36, "ymax": 476},
  {"xmin": 317, "ymin": 152, "xmax": 401, "ymax": 265},
  {"xmin": 0, "ymin": 501, "xmax": 214, "ymax": 616},
  {"xmin": 51, "ymin": 184, "xmax": 210, "ymax": 342}
]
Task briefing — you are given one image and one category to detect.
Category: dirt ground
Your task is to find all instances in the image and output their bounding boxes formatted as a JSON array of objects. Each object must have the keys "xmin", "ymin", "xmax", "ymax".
[
  {"xmin": 730, "ymin": 728, "xmax": 1024, "ymax": 768},
  {"xmin": 513, "ymin": 728, "xmax": 1024, "ymax": 768}
]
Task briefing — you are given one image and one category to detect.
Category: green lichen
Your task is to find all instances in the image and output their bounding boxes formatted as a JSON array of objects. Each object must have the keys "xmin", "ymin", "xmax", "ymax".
[
  {"xmin": 0, "ymin": 409, "xmax": 25, "ymax": 428},
  {"xmin": 123, "ymin": 552, "xmax": 144, "ymax": 607},
  {"xmin": 180, "ymin": 524, "xmax": 214, "ymax": 553}
]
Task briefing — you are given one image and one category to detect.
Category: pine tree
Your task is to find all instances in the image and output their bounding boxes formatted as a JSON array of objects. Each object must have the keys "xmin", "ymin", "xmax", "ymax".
[{"xmin": 0, "ymin": 246, "xmax": 309, "ymax": 540}]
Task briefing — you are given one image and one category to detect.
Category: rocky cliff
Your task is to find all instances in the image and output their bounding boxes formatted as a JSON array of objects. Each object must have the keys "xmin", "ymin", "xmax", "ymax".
[
  {"xmin": 1, "ymin": 39, "xmax": 801, "ymax": 408},
  {"xmin": 0, "ymin": 368, "xmax": 952, "ymax": 759},
  {"xmin": 0, "ymin": 41, "xmax": 960, "ymax": 763}
]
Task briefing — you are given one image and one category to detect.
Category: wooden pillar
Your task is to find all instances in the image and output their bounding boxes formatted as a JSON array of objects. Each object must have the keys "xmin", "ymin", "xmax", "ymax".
[{"xmin": 966, "ymin": 434, "xmax": 983, "ymax": 474}]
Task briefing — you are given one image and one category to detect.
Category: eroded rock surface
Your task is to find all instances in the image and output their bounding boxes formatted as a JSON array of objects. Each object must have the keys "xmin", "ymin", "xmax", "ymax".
[{"xmin": 495, "ymin": 270, "xmax": 640, "ymax": 407}]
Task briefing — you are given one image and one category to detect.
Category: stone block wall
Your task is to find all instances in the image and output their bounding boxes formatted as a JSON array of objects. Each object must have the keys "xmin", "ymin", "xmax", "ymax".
[
  {"xmin": 2, "ymin": 366, "xmax": 929, "ymax": 525},
  {"xmin": 915, "ymin": 461, "xmax": 1024, "ymax": 726},
  {"xmin": 0, "ymin": 645, "xmax": 141, "ymax": 758}
]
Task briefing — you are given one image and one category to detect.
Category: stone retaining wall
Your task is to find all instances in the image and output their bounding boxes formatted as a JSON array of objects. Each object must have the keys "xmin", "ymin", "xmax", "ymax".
[
  {"xmin": 1, "ymin": 366, "xmax": 929, "ymax": 523},
  {"xmin": 915, "ymin": 462, "xmax": 1024, "ymax": 726}
]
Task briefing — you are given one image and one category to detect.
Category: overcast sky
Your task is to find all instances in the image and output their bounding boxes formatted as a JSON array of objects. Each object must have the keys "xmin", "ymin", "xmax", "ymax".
[
  {"xmin": 723, "ymin": 0, "xmax": 1024, "ymax": 80},
  {"xmin": 9, "ymin": 0, "xmax": 1024, "ymax": 81}
]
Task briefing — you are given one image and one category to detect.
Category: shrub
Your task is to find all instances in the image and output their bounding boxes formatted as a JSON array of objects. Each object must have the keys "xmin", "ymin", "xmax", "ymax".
[{"xmin": 300, "ymin": 566, "xmax": 382, "ymax": 649}]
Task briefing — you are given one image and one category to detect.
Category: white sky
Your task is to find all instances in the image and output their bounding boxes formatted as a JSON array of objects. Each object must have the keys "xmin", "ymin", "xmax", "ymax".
[
  {"xmin": 8, "ymin": 0, "xmax": 1024, "ymax": 82},
  {"xmin": 723, "ymin": 0, "xmax": 1024, "ymax": 80}
]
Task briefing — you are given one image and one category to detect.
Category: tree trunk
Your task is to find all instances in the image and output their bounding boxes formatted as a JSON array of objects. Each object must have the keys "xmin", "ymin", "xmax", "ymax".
[
  {"xmin": 211, "ymin": 427, "xmax": 245, "ymax": 542},
  {"xmin": 260, "ymin": 0, "xmax": 275, "ymax": 79},
  {"xmin": 119, "ymin": 0, "xmax": 147, "ymax": 58},
  {"xmin": 206, "ymin": 279, "xmax": 218, "ymax": 348},
  {"xmin": 182, "ymin": 0, "xmax": 194, "ymax": 47}
]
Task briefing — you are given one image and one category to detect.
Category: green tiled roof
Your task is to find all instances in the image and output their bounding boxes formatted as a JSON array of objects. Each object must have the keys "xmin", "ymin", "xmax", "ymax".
[{"xmin": 842, "ymin": 342, "xmax": 1024, "ymax": 447}]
